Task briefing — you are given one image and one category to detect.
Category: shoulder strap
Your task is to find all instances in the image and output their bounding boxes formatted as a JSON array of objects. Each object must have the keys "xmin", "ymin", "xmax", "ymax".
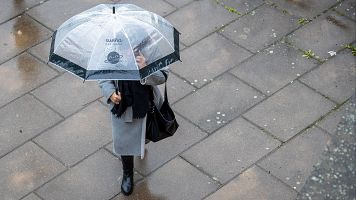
[{"xmin": 161, "ymin": 71, "xmax": 169, "ymax": 102}]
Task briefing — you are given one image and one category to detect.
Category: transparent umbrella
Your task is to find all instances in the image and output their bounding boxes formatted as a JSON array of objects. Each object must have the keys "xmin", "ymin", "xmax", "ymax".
[{"xmin": 49, "ymin": 4, "xmax": 180, "ymax": 80}]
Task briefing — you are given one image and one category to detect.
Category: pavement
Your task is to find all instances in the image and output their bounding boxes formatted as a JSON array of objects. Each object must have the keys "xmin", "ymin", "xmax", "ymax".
[{"xmin": 0, "ymin": 0, "xmax": 355, "ymax": 200}]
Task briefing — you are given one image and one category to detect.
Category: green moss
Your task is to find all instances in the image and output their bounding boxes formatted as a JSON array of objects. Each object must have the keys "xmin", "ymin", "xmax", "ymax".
[
  {"xmin": 214, "ymin": 0, "xmax": 241, "ymax": 15},
  {"xmin": 302, "ymin": 50, "xmax": 316, "ymax": 59},
  {"xmin": 298, "ymin": 17, "xmax": 311, "ymax": 25},
  {"xmin": 344, "ymin": 44, "xmax": 356, "ymax": 56},
  {"xmin": 224, "ymin": 5, "xmax": 241, "ymax": 15}
]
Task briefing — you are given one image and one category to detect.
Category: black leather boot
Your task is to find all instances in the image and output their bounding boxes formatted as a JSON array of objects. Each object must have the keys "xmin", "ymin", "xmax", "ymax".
[{"xmin": 120, "ymin": 155, "xmax": 134, "ymax": 196}]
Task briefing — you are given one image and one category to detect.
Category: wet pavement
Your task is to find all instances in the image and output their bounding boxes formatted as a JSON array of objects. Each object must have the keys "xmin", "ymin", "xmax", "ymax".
[
  {"xmin": 297, "ymin": 94, "xmax": 356, "ymax": 200},
  {"xmin": 0, "ymin": 0, "xmax": 355, "ymax": 200}
]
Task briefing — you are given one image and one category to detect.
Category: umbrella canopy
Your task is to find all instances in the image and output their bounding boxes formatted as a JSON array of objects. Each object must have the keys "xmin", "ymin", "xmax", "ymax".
[{"xmin": 49, "ymin": 4, "xmax": 180, "ymax": 80}]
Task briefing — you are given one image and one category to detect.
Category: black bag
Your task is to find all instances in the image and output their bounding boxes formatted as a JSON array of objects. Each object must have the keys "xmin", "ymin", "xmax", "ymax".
[{"xmin": 146, "ymin": 71, "xmax": 179, "ymax": 142}]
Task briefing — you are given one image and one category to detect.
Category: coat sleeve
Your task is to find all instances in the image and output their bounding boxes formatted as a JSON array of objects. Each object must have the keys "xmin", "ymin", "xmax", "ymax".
[
  {"xmin": 139, "ymin": 47, "xmax": 169, "ymax": 86},
  {"xmin": 140, "ymin": 68, "xmax": 169, "ymax": 86},
  {"xmin": 98, "ymin": 80, "xmax": 116, "ymax": 104}
]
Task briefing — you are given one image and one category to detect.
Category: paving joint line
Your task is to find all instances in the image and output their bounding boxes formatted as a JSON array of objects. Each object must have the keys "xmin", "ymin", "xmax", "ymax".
[
  {"xmin": 160, "ymin": 0, "xmax": 178, "ymax": 9},
  {"xmin": 178, "ymin": 155, "xmax": 223, "ymax": 186},
  {"xmin": 31, "ymin": 140, "xmax": 67, "ymax": 167},
  {"xmin": 241, "ymin": 116, "xmax": 284, "ymax": 143},
  {"xmin": 172, "ymin": 71, "xmax": 345, "ymax": 187},
  {"xmin": 312, "ymin": 96, "xmax": 351, "ymax": 133},
  {"xmin": 124, "ymin": 129, "xmax": 211, "ymax": 179},
  {"xmin": 297, "ymin": 80, "xmax": 340, "ymax": 105},
  {"xmin": 175, "ymin": 2, "xmax": 266, "ymax": 49},
  {"xmin": 29, "ymin": 93, "xmax": 65, "ymax": 119},
  {"xmin": 0, "ymin": 0, "xmax": 51, "ymax": 26},
  {"xmin": 170, "ymin": 6, "xmax": 327, "ymax": 107},
  {"xmin": 33, "ymin": 192, "xmax": 45, "ymax": 200},
  {"xmin": 16, "ymin": 152, "xmax": 69, "ymax": 199},
  {"xmin": 333, "ymin": 8, "xmax": 356, "ymax": 23},
  {"xmin": 166, "ymin": 2, "xmax": 316, "ymax": 105},
  {"xmin": 254, "ymin": 164, "xmax": 301, "ymax": 193},
  {"xmin": 174, "ymin": 67, "xmax": 299, "ymax": 139},
  {"xmin": 10, "ymin": 98, "xmax": 109, "ymax": 166},
  {"xmin": 201, "ymin": 116, "xmax": 334, "ymax": 199},
  {"xmin": 170, "ymin": 52, "xmax": 260, "ymax": 106},
  {"xmin": 227, "ymin": 71, "xmax": 267, "ymax": 95},
  {"xmin": 162, "ymin": 0, "xmax": 200, "ymax": 18},
  {"xmin": 0, "ymin": 34, "xmax": 52, "ymax": 66},
  {"xmin": 26, "ymin": 46, "xmax": 65, "ymax": 74},
  {"xmin": 216, "ymin": 31, "xmax": 255, "ymax": 54},
  {"xmin": 169, "ymin": 70, "xmax": 199, "ymax": 89},
  {"xmin": 0, "ymin": 67, "xmax": 61, "ymax": 111},
  {"xmin": 24, "ymin": 12, "xmax": 55, "ymax": 32},
  {"xmin": 27, "ymin": 146, "xmax": 113, "ymax": 200},
  {"xmin": 31, "ymin": 90, "xmax": 105, "ymax": 126},
  {"xmin": 0, "ymin": 115, "xmax": 65, "ymax": 160}
]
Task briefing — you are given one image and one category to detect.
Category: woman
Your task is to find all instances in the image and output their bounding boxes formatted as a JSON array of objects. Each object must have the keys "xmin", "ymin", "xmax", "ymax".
[{"xmin": 98, "ymin": 49, "xmax": 168, "ymax": 196}]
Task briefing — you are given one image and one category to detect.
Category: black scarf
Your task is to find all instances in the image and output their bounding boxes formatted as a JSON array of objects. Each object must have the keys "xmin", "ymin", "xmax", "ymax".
[{"xmin": 111, "ymin": 80, "xmax": 152, "ymax": 119}]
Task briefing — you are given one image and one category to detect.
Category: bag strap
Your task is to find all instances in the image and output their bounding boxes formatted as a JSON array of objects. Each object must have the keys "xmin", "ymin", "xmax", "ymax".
[{"xmin": 161, "ymin": 71, "xmax": 169, "ymax": 103}]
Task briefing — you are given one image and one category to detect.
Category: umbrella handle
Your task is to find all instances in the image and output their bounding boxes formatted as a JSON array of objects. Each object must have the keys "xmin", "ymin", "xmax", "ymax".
[{"xmin": 115, "ymin": 80, "xmax": 118, "ymax": 95}]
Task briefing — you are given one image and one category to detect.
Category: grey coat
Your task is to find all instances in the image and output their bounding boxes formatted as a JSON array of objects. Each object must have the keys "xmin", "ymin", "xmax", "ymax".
[{"xmin": 98, "ymin": 69, "xmax": 168, "ymax": 159}]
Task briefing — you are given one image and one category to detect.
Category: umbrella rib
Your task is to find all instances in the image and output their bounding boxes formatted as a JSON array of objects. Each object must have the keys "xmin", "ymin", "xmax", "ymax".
[
  {"xmin": 54, "ymin": 14, "xmax": 107, "ymax": 52},
  {"xmin": 117, "ymin": 19, "xmax": 139, "ymax": 71},
  {"xmin": 118, "ymin": 14, "xmax": 175, "ymax": 52},
  {"xmin": 87, "ymin": 19, "xmax": 114, "ymax": 71}
]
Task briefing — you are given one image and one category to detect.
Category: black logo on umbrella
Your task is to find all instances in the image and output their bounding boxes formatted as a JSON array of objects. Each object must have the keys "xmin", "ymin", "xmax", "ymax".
[{"xmin": 106, "ymin": 51, "xmax": 123, "ymax": 64}]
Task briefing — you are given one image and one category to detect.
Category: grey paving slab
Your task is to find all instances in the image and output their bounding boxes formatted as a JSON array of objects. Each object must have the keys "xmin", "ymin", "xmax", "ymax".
[
  {"xmin": 0, "ymin": 15, "xmax": 52, "ymax": 63},
  {"xmin": 0, "ymin": 94, "xmax": 62, "ymax": 157},
  {"xmin": 205, "ymin": 165, "xmax": 297, "ymax": 200},
  {"xmin": 0, "ymin": 0, "xmax": 42, "ymax": 24},
  {"xmin": 297, "ymin": 95, "xmax": 356, "ymax": 200},
  {"xmin": 216, "ymin": 0, "xmax": 264, "ymax": 14},
  {"xmin": 179, "ymin": 42, "xmax": 186, "ymax": 50},
  {"xmin": 164, "ymin": 0, "xmax": 194, "ymax": 8},
  {"xmin": 22, "ymin": 193, "xmax": 42, "ymax": 200},
  {"xmin": 268, "ymin": 0, "xmax": 337, "ymax": 18},
  {"xmin": 27, "ymin": 38, "xmax": 51, "ymax": 63},
  {"xmin": 27, "ymin": 0, "xmax": 112, "ymax": 30},
  {"xmin": 166, "ymin": 0, "xmax": 237, "ymax": 46},
  {"xmin": 157, "ymin": 72, "xmax": 195, "ymax": 104},
  {"xmin": 173, "ymin": 73, "xmax": 264, "ymax": 133},
  {"xmin": 230, "ymin": 42, "xmax": 319, "ymax": 95},
  {"xmin": 244, "ymin": 81, "xmax": 335, "ymax": 141},
  {"xmin": 36, "ymin": 149, "xmax": 141, "ymax": 200},
  {"xmin": 222, "ymin": 4, "xmax": 299, "ymax": 52},
  {"xmin": 334, "ymin": 0, "xmax": 356, "ymax": 21},
  {"xmin": 0, "ymin": 52, "xmax": 58, "ymax": 107},
  {"xmin": 299, "ymin": 49, "xmax": 356, "ymax": 104},
  {"xmin": 32, "ymin": 72, "xmax": 102, "ymax": 117},
  {"xmin": 112, "ymin": 157, "xmax": 219, "ymax": 200},
  {"xmin": 34, "ymin": 102, "xmax": 112, "ymax": 166},
  {"xmin": 106, "ymin": 114, "xmax": 207, "ymax": 175},
  {"xmin": 27, "ymin": 38, "xmax": 66, "ymax": 72},
  {"xmin": 182, "ymin": 117, "xmax": 280, "ymax": 184},
  {"xmin": 170, "ymin": 33, "xmax": 252, "ymax": 88},
  {"xmin": 119, "ymin": 0, "xmax": 176, "ymax": 16},
  {"xmin": 258, "ymin": 127, "xmax": 331, "ymax": 191},
  {"xmin": 0, "ymin": 142, "xmax": 65, "ymax": 200},
  {"xmin": 317, "ymin": 104, "xmax": 347, "ymax": 135},
  {"xmin": 287, "ymin": 11, "xmax": 356, "ymax": 60}
]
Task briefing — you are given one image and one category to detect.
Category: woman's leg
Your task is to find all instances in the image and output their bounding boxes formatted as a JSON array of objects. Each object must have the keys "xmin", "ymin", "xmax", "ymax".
[{"xmin": 120, "ymin": 155, "xmax": 134, "ymax": 195}]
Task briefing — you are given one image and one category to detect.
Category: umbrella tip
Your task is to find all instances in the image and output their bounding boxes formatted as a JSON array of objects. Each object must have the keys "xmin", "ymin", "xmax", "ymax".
[{"xmin": 113, "ymin": 6, "xmax": 115, "ymax": 14}]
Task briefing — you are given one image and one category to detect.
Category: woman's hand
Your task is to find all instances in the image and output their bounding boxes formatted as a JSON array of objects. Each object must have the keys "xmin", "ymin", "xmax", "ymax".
[
  {"xmin": 110, "ymin": 92, "xmax": 121, "ymax": 104},
  {"xmin": 136, "ymin": 51, "xmax": 147, "ymax": 69}
]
